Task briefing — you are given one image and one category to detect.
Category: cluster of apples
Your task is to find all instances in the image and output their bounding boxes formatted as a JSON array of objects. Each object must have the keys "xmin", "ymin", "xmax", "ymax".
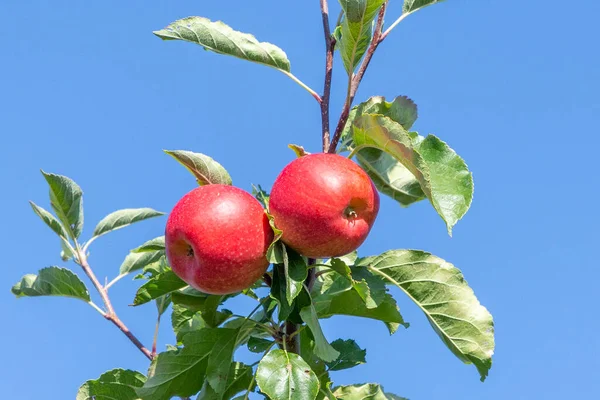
[{"xmin": 165, "ymin": 153, "xmax": 380, "ymax": 295}]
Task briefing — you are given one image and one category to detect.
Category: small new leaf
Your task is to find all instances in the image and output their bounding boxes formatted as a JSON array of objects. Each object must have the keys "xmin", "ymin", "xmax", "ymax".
[
  {"xmin": 41, "ymin": 170, "xmax": 84, "ymax": 239},
  {"xmin": 29, "ymin": 201, "xmax": 68, "ymax": 239},
  {"xmin": 165, "ymin": 150, "xmax": 232, "ymax": 186},
  {"xmin": 133, "ymin": 269, "xmax": 187, "ymax": 306},
  {"xmin": 154, "ymin": 17, "xmax": 291, "ymax": 72},
  {"xmin": 326, "ymin": 339, "xmax": 367, "ymax": 371},
  {"xmin": 12, "ymin": 267, "xmax": 90, "ymax": 302},
  {"xmin": 338, "ymin": 0, "xmax": 386, "ymax": 73},
  {"xmin": 403, "ymin": 0, "xmax": 446, "ymax": 14},
  {"xmin": 76, "ymin": 368, "xmax": 146, "ymax": 400},
  {"xmin": 256, "ymin": 349, "xmax": 319, "ymax": 400},
  {"xmin": 92, "ymin": 208, "xmax": 164, "ymax": 238},
  {"xmin": 360, "ymin": 250, "xmax": 495, "ymax": 381}
]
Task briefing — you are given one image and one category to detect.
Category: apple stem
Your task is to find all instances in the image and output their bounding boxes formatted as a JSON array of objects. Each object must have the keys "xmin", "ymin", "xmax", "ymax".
[
  {"xmin": 327, "ymin": 2, "xmax": 389, "ymax": 154},
  {"xmin": 75, "ymin": 247, "xmax": 154, "ymax": 361}
]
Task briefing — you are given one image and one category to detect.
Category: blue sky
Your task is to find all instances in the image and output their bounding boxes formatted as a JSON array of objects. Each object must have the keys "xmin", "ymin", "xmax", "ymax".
[{"xmin": 1, "ymin": 0, "xmax": 599, "ymax": 398}]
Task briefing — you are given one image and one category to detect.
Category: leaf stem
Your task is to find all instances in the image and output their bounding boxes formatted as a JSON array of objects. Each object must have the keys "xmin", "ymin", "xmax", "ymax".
[
  {"xmin": 328, "ymin": 2, "xmax": 388, "ymax": 153},
  {"xmin": 105, "ymin": 273, "xmax": 126, "ymax": 290},
  {"xmin": 152, "ymin": 314, "xmax": 161, "ymax": 358},
  {"xmin": 380, "ymin": 12, "xmax": 411, "ymax": 40},
  {"xmin": 75, "ymin": 248, "xmax": 153, "ymax": 360},
  {"xmin": 320, "ymin": 0, "xmax": 335, "ymax": 151},
  {"xmin": 87, "ymin": 301, "xmax": 105, "ymax": 316},
  {"xmin": 281, "ymin": 71, "xmax": 322, "ymax": 103}
]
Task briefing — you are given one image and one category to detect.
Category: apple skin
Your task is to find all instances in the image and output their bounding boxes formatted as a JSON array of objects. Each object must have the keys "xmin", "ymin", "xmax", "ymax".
[
  {"xmin": 269, "ymin": 153, "xmax": 380, "ymax": 258},
  {"xmin": 165, "ymin": 184, "xmax": 273, "ymax": 295}
]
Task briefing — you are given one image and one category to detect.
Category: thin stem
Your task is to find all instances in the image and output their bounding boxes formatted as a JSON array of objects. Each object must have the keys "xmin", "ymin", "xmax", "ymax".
[
  {"xmin": 88, "ymin": 301, "xmax": 106, "ymax": 316},
  {"xmin": 152, "ymin": 314, "xmax": 161, "ymax": 358},
  {"xmin": 105, "ymin": 273, "xmax": 126, "ymax": 290},
  {"xmin": 320, "ymin": 0, "xmax": 335, "ymax": 151},
  {"xmin": 76, "ymin": 249, "xmax": 153, "ymax": 360},
  {"xmin": 380, "ymin": 12, "xmax": 411, "ymax": 41},
  {"xmin": 281, "ymin": 71, "xmax": 322, "ymax": 103},
  {"xmin": 328, "ymin": 2, "xmax": 388, "ymax": 153}
]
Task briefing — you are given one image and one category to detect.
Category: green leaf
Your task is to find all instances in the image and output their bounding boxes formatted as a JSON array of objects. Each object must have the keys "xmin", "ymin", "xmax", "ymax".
[
  {"xmin": 299, "ymin": 330, "xmax": 335, "ymax": 400},
  {"xmin": 343, "ymin": 96, "xmax": 419, "ymax": 139},
  {"xmin": 338, "ymin": 0, "xmax": 386, "ymax": 74},
  {"xmin": 164, "ymin": 150, "xmax": 232, "ymax": 186},
  {"xmin": 270, "ymin": 263, "xmax": 294, "ymax": 321},
  {"xmin": 266, "ymin": 212, "xmax": 284, "ymax": 264},
  {"xmin": 256, "ymin": 349, "xmax": 319, "ymax": 400},
  {"xmin": 155, "ymin": 294, "xmax": 172, "ymax": 317},
  {"xmin": 252, "ymin": 184, "xmax": 270, "ymax": 210},
  {"xmin": 333, "ymin": 383, "xmax": 406, "ymax": 400},
  {"xmin": 120, "ymin": 249, "xmax": 164, "ymax": 275},
  {"xmin": 352, "ymin": 114, "xmax": 473, "ymax": 234},
  {"xmin": 201, "ymin": 295, "xmax": 233, "ymax": 327},
  {"xmin": 29, "ymin": 201, "xmax": 68, "ymax": 239},
  {"xmin": 403, "ymin": 0, "xmax": 445, "ymax": 14},
  {"xmin": 133, "ymin": 236, "xmax": 166, "ymax": 253},
  {"xmin": 328, "ymin": 258, "xmax": 386, "ymax": 309},
  {"xmin": 92, "ymin": 208, "xmax": 164, "ymax": 238},
  {"xmin": 171, "ymin": 287, "xmax": 211, "ymax": 311},
  {"xmin": 340, "ymin": 96, "xmax": 425, "ymax": 207},
  {"xmin": 135, "ymin": 256, "xmax": 170, "ymax": 280},
  {"xmin": 312, "ymin": 268, "xmax": 407, "ymax": 334},
  {"xmin": 76, "ymin": 369, "xmax": 146, "ymax": 400},
  {"xmin": 197, "ymin": 362, "xmax": 254, "ymax": 400},
  {"xmin": 357, "ymin": 148, "xmax": 426, "ymax": 207},
  {"xmin": 360, "ymin": 250, "xmax": 495, "ymax": 381},
  {"xmin": 60, "ymin": 236, "xmax": 75, "ymax": 261},
  {"xmin": 326, "ymin": 339, "xmax": 366, "ymax": 371},
  {"xmin": 248, "ymin": 337, "xmax": 275, "ymax": 353},
  {"xmin": 41, "ymin": 170, "xmax": 84, "ymax": 239},
  {"xmin": 299, "ymin": 290, "xmax": 340, "ymax": 363},
  {"xmin": 12, "ymin": 267, "xmax": 90, "ymax": 302},
  {"xmin": 133, "ymin": 269, "xmax": 187, "ymax": 306},
  {"xmin": 136, "ymin": 328, "xmax": 225, "ymax": 400},
  {"xmin": 283, "ymin": 245, "xmax": 308, "ymax": 306},
  {"xmin": 205, "ymin": 329, "xmax": 239, "ymax": 397},
  {"xmin": 155, "ymin": 17, "xmax": 291, "ymax": 72},
  {"xmin": 171, "ymin": 303, "xmax": 205, "ymax": 343}
]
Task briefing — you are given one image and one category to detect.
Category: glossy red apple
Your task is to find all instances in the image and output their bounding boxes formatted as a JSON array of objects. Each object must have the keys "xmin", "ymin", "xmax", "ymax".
[
  {"xmin": 165, "ymin": 184, "xmax": 273, "ymax": 295},
  {"xmin": 269, "ymin": 153, "xmax": 379, "ymax": 258}
]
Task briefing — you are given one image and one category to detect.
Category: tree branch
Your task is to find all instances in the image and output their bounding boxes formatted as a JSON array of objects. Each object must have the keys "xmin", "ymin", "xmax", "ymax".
[
  {"xmin": 328, "ymin": 2, "xmax": 388, "ymax": 153},
  {"xmin": 320, "ymin": 0, "xmax": 335, "ymax": 152},
  {"xmin": 76, "ymin": 249, "xmax": 153, "ymax": 361}
]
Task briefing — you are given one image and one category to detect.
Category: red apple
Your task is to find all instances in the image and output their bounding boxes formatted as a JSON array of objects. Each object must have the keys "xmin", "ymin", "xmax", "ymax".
[
  {"xmin": 269, "ymin": 153, "xmax": 380, "ymax": 258},
  {"xmin": 165, "ymin": 184, "xmax": 273, "ymax": 295}
]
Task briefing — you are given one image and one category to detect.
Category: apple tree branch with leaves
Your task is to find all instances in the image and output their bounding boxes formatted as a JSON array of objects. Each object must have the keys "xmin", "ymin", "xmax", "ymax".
[{"xmin": 12, "ymin": 1, "xmax": 495, "ymax": 399}]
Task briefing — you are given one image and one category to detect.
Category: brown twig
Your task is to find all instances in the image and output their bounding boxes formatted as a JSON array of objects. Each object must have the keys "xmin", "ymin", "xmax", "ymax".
[
  {"xmin": 320, "ymin": 0, "xmax": 335, "ymax": 152},
  {"xmin": 76, "ymin": 249, "xmax": 153, "ymax": 361},
  {"xmin": 262, "ymin": 272, "xmax": 273, "ymax": 287},
  {"xmin": 327, "ymin": 2, "xmax": 388, "ymax": 153}
]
